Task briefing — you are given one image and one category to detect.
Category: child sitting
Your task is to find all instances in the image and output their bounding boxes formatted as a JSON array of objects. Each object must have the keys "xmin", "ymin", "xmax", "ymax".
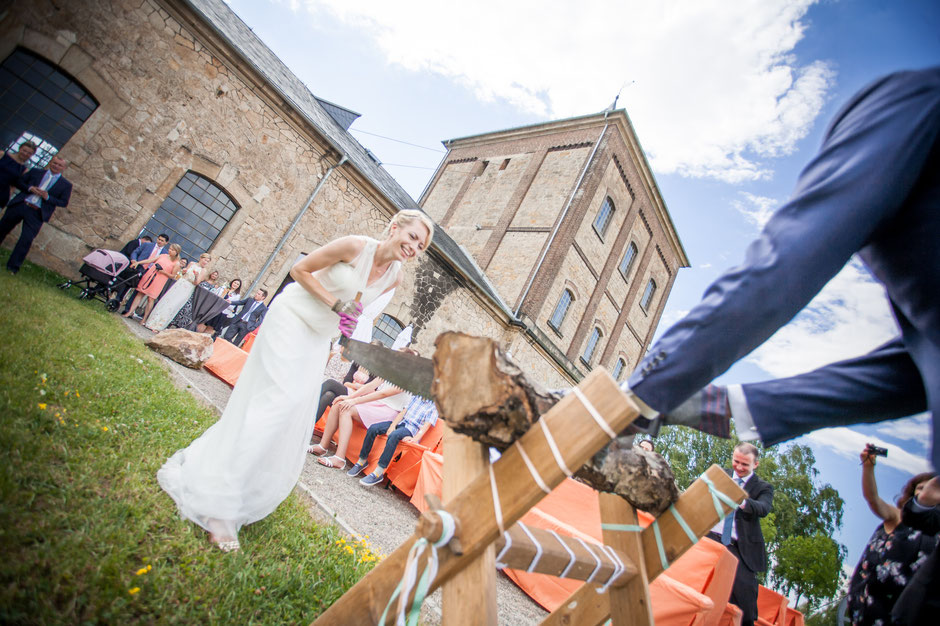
[{"xmin": 348, "ymin": 395, "xmax": 439, "ymax": 486}]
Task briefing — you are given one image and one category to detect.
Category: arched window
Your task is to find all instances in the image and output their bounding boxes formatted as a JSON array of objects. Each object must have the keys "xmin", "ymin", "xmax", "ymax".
[
  {"xmin": 0, "ymin": 47, "xmax": 98, "ymax": 167},
  {"xmin": 640, "ymin": 278, "xmax": 657, "ymax": 312},
  {"xmin": 619, "ymin": 242, "xmax": 638, "ymax": 279},
  {"xmin": 581, "ymin": 327, "xmax": 602, "ymax": 365},
  {"xmin": 142, "ymin": 172, "xmax": 239, "ymax": 260},
  {"xmin": 548, "ymin": 288, "xmax": 573, "ymax": 331},
  {"xmin": 372, "ymin": 313, "xmax": 404, "ymax": 348},
  {"xmin": 611, "ymin": 358, "xmax": 626, "ymax": 381},
  {"xmin": 593, "ymin": 197, "xmax": 615, "ymax": 238}
]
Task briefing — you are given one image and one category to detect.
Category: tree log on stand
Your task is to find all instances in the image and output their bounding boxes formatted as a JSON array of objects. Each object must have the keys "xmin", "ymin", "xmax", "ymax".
[{"xmin": 431, "ymin": 331, "xmax": 679, "ymax": 515}]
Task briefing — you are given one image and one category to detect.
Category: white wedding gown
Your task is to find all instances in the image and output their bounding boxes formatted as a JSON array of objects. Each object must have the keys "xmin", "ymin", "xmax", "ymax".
[
  {"xmin": 144, "ymin": 264, "xmax": 198, "ymax": 331},
  {"xmin": 157, "ymin": 237, "xmax": 400, "ymax": 539}
]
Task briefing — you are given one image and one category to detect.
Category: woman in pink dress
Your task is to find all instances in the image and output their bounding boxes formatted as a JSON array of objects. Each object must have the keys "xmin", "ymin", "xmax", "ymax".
[{"xmin": 122, "ymin": 243, "xmax": 181, "ymax": 322}]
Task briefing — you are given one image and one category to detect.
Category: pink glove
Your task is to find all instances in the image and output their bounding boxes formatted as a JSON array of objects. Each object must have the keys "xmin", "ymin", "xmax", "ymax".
[{"xmin": 338, "ymin": 311, "xmax": 359, "ymax": 337}]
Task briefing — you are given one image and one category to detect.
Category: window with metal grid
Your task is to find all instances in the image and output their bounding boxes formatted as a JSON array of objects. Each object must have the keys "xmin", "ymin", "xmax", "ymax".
[
  {"xmin": 592, "ymin": 197, "xmax": 615, "ymax": 239},
  {"xmin": 0, "ymin": 47, "xmax": 98, "ymax": 168},
  {"xmin": 581, "ymin": 327, "xmax": 602, "ymax": 365},
  {"xmin": 141, "ymin": 172, "xmax": 239, "ymax": 260},
  {"xmin": 640, "ymin": 278, "xmax": 657, "ymax": 312},
  {"xmin": 372, "ymin": 313, "xmax": 404, "ymax": 347},
  {"xmin": 548, "ymin": 289, "xmax": 573, "ymax": 331}
]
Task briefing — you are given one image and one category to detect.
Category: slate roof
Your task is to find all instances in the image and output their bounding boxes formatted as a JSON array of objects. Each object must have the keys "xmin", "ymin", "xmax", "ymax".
[{"xmin": 184, "ymin": 0, "xmax": 516, "ymax": 319}]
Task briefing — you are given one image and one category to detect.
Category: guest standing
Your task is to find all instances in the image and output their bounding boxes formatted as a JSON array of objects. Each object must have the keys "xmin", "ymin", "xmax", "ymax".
[
  {"xmin": 0, "ymin": 141, "xmax": 36, "ymax": 208},
  {"xmin": 199, "ymin": 277, "xmax": 241, "ymax": 334},
  {"xmin": 217, "ymin": 289, "xmax": 268, "ymax": 347},
  {"xmin": 705, "ymin": 443, "xmax": 773, "ymax": 626},
  {"xmin": 121, "ymin": 234, "xmax": 168, "ymax": 315},
  {"xmin": 145, "ymin": 253, "xmax": 208, "ymax": 331},
  {"xmin": 0, "ymin": 156, "xmax": 72, "ymax": 274},
  {"xmin": 847, "ymin": 448, "xmax": 936, "ymax": 625},
  {"xmin": 122, "ymin": 243, "xmax": 181, "ymax": 322}
]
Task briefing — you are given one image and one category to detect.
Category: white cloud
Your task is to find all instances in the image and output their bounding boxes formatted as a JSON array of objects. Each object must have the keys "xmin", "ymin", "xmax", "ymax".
[
  {"xmin": 746, "ymin": 259, "xmax": 898, "ymax": 378},
  {"xmin": 293, "ymin": 0, "xmax": 834, "ymax": 183},
  {"xmin": 804, "ymin": 426, "xmax": 931, "ymax": 474},
  {"xmin": 733, "ymin": 192, "xmax": 778, "ymax": 230},
  {"xmin": 874, "ymin": 413, "xmax": 931, "ymax": 443}
]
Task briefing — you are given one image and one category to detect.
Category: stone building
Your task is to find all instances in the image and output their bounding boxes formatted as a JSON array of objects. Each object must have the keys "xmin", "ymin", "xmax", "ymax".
[
  {"xmin": 420, "ymin": 115, "xmax": 688, "ymax": 382},
  {"xmin": 0, "ymin": 0, "xmax": 686, "ymax": 388}
]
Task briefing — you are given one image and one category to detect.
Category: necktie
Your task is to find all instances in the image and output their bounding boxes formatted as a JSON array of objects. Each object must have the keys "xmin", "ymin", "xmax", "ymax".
[
  {"xmin": 242, "ymin": 301, "xmax": 256, "ymax": 320},
  {"xmin": 722, "ymin": 476, "xmax": 745, "ymax": 545}
]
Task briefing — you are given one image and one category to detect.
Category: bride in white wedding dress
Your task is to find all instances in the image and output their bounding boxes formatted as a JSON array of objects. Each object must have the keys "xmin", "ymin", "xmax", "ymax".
[{"xmin": 157, "ymin": 210, "xmax": 434, "ymax": 551}]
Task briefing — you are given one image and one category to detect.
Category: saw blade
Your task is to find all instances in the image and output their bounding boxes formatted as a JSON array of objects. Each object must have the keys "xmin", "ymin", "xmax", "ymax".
[{"xmin": 340, "ymin": 338, "xmax": 435, "ymax": 399}]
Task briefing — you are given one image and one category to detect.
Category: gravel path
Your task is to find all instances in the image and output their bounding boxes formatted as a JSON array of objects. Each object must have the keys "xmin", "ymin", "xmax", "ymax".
[{"xmin": 121, "ymin": 316, "xmax": 548, "ymax": 624}]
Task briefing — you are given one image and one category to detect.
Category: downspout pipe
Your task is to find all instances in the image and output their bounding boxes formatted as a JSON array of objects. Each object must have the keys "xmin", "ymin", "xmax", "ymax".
[
  {"xmin": 249, "ymin": 154, "xmax": 348, "ymax": 294},
  {"xmin": 513, "ymin": 115, "xmax": 609, "ymax": 318}
]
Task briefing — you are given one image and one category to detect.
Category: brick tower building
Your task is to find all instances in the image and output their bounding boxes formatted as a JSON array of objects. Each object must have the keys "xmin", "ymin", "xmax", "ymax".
[{"xmin": 421, "ymin": 112, "xmax": 689, "ymax": 382}]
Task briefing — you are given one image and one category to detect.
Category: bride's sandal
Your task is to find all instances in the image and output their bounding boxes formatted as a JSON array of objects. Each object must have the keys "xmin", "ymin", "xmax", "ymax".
[
  {"xmin": 215, "ymin": 539, "xmax": 240, "ymax": 553},
  {"xmin": 317, "ymin": 455, "xmax": 347, "ymax": 469}
]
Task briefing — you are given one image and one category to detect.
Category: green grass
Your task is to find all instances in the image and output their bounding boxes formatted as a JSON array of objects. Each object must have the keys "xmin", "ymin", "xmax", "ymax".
[{"xmin": 0, "ymin": 251, "xmax": 377, "ymax": 624}]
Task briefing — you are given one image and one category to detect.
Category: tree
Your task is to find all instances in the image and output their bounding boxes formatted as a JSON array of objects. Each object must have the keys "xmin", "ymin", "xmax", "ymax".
[
  {"xmin": 655, "ymin": 426, "xmax": 846, "ymax": 607},
  {"xmin": 774, "ymin": 534, "xmax": 845, "ymax": 610}
]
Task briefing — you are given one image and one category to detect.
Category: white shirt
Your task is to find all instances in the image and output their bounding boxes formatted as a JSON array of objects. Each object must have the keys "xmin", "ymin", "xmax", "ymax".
[
  {"xmin": 709, "ymin": 472, "xmax": 751, "ymax": 539},
  {"xmin": 26, "ymin": 170, "xmax": 60, "ymax": 207}
]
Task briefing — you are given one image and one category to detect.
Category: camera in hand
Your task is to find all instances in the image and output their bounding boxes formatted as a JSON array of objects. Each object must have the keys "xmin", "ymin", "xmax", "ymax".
[{"xmin": 865, "ymin": 443, "xmax": 888, "ymax": 457}]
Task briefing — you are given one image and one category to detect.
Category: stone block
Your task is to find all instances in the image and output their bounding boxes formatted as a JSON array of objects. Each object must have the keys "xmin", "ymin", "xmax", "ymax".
[{"xmin": 145, "ymin": 329, "xmax": 214, "ymax": 369}]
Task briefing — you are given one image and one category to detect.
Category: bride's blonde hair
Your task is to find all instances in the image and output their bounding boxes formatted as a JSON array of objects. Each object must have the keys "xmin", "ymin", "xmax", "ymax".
[{"xmin": 383, "ymin": 210, "xmax": 435, "ymax": 249}]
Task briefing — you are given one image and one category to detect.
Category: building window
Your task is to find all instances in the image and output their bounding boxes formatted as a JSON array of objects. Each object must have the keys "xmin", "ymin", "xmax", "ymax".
[
  {"xmin": 499, "ymin": 158, "xmax": 510, "ymax": 171},
  {"xmin": 619, "ymin": 242, "xmax": 638, "ymax": 279},
  {"xmin": 593, "ymin": 197, "xmax": 615, "ymax": 239},
  {"xmin": 548, "ymin": 289, "xmax": 573, "ymax": 331},
  {"xmin": 581, "ymin": 327, "xmax": 602, "ymax": 366},
  {"xmin": 640, "ymin": 278, "xmax": 657, "ymax": 312},
  {"xmin": 611, "ymin": 358, "xmax": 626, "ymax": 381},
  {"xmin": 372, "ymin": 313, "xmax": 404, "ymax": 347},
  {"xmin": 0, "ymin": 47, "xmax": 98, "ymax": 167},
  {"xmin": 142, "ymin": 171, "xmax": 239, "ymax": 260}
]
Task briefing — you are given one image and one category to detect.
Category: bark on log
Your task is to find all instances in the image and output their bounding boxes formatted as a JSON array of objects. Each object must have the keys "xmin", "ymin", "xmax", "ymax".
[{"xmin": 431, "ymin": 331, "xmax": 678, "ymax": 514}]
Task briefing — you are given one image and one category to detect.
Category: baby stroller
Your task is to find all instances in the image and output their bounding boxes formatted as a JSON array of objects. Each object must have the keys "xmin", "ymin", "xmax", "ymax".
[{"xmin": 57, "ymin": 249, "xmax": 138, "ymax": 311}]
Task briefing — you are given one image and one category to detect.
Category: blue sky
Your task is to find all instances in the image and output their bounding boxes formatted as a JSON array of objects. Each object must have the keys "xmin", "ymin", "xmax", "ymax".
[{"xmin": 224, "ymin": 0, "xmax": 937, "ymax": 585}]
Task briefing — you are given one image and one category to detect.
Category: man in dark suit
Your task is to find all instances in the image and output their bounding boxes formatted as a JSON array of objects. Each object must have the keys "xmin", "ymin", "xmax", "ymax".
[
  {"xmin": 706, "ymin": 443, "xmax": 774, "ymax": 626},
  {"xmin": 0, "ymin": 155, "xmax": 72, "ymax": 274},
  {"xmin": 623, "ymin": 67, "xmax": 940, "ymax": 471},
  {"xmin": 120, "ymin": 233, "xmax": 168, "ymax": 315},
  {"xmin": 113, "ymin": 235, "xmax": 151, "ymax": 305},
  {"xmin": 217, "ymin": 288, "xmax": 267, "ymax": 346}
]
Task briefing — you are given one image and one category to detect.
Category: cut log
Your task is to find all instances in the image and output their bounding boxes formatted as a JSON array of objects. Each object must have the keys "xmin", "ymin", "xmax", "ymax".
[
  {"xmin": 432, "ymin": 332, "xmax": 677, "ymax": 514},
  {"xmin": 432, "ymin": 331, "xmax": 563, "ymax": 449},
  {"xmin": 575, "ymin": 438, "xmax": 679, "ymax": 516}
]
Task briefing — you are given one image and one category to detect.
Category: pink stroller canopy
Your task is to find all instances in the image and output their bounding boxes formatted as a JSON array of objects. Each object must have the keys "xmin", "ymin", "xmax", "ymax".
[{"xmin": 82, "ymin": 249, "xmax": 130, "ymax": 277}]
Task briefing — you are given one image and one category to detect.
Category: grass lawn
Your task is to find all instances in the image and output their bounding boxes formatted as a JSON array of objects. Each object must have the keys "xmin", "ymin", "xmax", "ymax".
[{"xmin": 0, "ymin": 251, "xmax": 376, "ymax": 624}]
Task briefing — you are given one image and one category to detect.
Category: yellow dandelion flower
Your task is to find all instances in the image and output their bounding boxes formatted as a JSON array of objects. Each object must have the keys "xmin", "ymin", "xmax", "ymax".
[
  {"xmin": 147, "ymin": 564, "xmax": 152, "ymax": 571},
  {"xmin": 128, "ymin": 587, "xmax": 141, "ymax": 595},
  {"xmin": 75, "ymin": 392, "xmax": 80, "ymax": 398},
  {"xmin": 38, "ymin": 403, "xmax": 47, "ymax": 410},
  {"xmin": 55, "ymin": 412, "xmax": 60, "ymax": 417},
  {"xmin": 102, "ymin": 427, "xmax": 109, "ymax": 432},
  {"xmin": 135, "ymin": 567, "xmax": 149, "ymax": 576}
]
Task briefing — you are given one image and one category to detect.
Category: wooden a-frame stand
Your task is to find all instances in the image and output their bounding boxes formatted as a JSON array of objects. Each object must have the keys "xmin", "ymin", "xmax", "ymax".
[{"xmin": 313, "ymin": 369, "xmax": 745, "ymax": 625}]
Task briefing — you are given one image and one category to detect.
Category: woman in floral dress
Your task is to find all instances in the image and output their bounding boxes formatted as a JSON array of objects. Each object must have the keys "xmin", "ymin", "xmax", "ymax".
[{"xmin": 846, "ymin": 448, "xmax": 936, "ymax": 625}]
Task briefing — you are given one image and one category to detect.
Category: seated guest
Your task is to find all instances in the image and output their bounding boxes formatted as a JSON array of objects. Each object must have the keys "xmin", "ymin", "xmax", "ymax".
[
  {"xmin": 848, "ymin": 447, "xmax": 936, "ymax": 626},
  {"xmin": 308, "ymin": 363, "xmax": 373, "ymax": 453},
  {"xmin": 216, "ymin": 288, "xmax": 267, "ymax": 346},
  {"xmin": 313, "ymin": 355, "xmax": 415, "ymax": 469},
  {"xmin": 200, "ymin": 277, "xmax": 241, "ymax": 334},
  {"xmin": 350, "ymin": 395, "xmax": 439, "ymax": 486}
]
